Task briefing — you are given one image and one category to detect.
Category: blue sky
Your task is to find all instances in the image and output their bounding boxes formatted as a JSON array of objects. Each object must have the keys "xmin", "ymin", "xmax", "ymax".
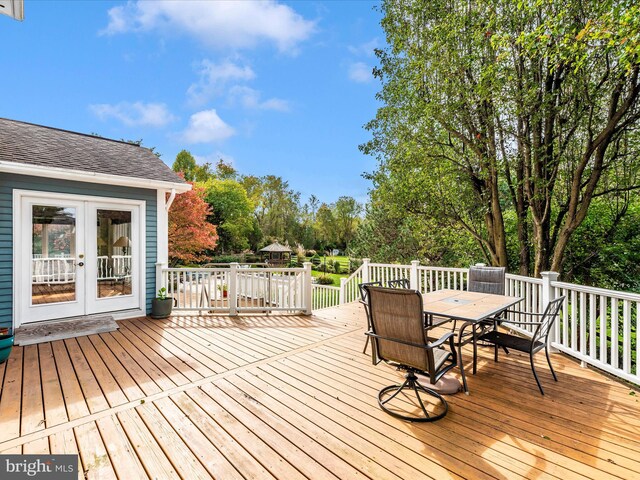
[{"xmin": 0, "ymin": 0, "xmax": 383, "ymax": 205}]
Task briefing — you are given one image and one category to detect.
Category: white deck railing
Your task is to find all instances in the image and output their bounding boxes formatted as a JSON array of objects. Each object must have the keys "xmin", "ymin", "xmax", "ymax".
[
  {"xmin": 161, "ymin": 263, "xmax": 312, "ymax": 315},
  {"xmin": 32, "ymin": 255, "xmax": 132, "ymax": 284},
  {"xmin": 312, "ymin": 284, "xmax": 341, "ymax": 310},
  {"xmin": 316, "ymin": 258, "xmax": 639, "ymax": 386}
]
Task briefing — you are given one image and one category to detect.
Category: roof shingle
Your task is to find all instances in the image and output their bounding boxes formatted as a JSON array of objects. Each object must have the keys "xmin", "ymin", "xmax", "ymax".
[{"xmin": 0, "ymin": 118, "xmax": 186, "ymax": 184}]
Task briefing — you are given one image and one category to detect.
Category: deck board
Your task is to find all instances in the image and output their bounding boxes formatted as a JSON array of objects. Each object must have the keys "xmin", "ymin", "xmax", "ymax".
[{"xmin": 1, "ymin": 303, "xmax": 639, "ymax": 479}]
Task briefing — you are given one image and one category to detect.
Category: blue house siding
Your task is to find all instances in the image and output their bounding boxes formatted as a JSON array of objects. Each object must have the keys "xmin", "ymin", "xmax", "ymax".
[{"xmin": 0, "ymin": 173, "xmax": 158, "ymax": 331}]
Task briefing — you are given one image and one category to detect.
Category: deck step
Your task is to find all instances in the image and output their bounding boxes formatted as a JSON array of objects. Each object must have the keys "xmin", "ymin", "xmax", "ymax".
[{"xmin": 14, "ymin": 315, "xmax": 118, "ymax": 345}]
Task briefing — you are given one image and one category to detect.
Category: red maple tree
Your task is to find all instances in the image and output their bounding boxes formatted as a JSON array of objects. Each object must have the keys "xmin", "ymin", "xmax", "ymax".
[{"xmin": 168, "ymin": 182, "xmax": 218, "ymax": 265}]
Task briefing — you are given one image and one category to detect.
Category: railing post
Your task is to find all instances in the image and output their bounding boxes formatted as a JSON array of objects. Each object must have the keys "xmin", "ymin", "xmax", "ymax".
[
  {"xmin": 362, "ymin": 258, "xmax": 370, "ymax": 284},
  {"xmin": 229, "ymin": 262, "xmax": 239, "ymax": 316},
  {"xmin": 541, "ymin": 271, "xmax": 560, "ymax": 350},
  {"xmin": 410, "ymin": 260, "xmax": 420, "ymax": 290},
  {"xmin": 339, "ymin": 277, "xmax": 347, "ymax": 305},
  {"xmin": 303, "ymin": 262, "xmax": 313, "ymax": 315}
]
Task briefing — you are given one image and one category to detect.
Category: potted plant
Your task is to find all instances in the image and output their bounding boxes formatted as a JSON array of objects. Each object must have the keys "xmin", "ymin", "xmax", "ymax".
[
  {"xmin": 218, "ymin": 284, "xmax": 228, "ymax": 298},
  {"xmin": 0, "ymin": 327, "xmax": 14, "ymax": 364},
  {"xmin": 151, "ymin": 287, "xmax": 173, "ymax": 319}
]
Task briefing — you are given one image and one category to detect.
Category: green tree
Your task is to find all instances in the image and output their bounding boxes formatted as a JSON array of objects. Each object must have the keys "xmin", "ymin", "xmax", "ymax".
[
  {"xmin": 253, "ymin": 175, "xmax": 301, "ymax": 245},
  {"xmin": 202, "ymin": 178, "xmax": 255, "ymax": 253},
  {"xmin": 172, "ymin": 150, "xmax": 212, "ymax": 182},
  {"xmin": 315, "ymin": 203, "xmax": 335, "ymax": 250},
  {"xmin": 333, "ymin": 196, "xmax": 362, "ymax": 249},
  {"xmin": 364, "ymin": 0, "xmax": 640, "ymax": 276}
]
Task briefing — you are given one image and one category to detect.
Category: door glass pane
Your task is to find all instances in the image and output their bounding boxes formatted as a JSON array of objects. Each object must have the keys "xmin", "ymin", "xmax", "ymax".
[
  {"xmin": 97, "ymin": 210, "xmax": 132, "ymax": 298},
  {"xmin": 32, "ymin": 205, "xmax": 76, "ymax": 305}
]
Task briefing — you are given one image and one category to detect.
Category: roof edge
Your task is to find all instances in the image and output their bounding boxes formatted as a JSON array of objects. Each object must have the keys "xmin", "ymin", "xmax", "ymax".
[{"xmin": 0, "ymin": 161, "xmax": 191, "ymax": 193}]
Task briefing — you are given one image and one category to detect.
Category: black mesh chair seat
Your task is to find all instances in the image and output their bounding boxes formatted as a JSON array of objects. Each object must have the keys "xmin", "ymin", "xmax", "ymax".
[{"xmin": 478, "ymin": 331, "xmax": 544, "ymax": 353}]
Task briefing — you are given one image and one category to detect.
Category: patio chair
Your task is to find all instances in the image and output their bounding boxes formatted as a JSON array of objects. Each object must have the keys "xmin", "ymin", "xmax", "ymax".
[
  {"xmin": 387, "ymin": 278, "xmax": 410, "ymax": 289},
  {"xmin": 468, "ymin": 265, "xmax": 506, "ymax": 295},
  {"xmin": 365, "ymin": 286, "xmax": 458, "ymax": 422},
  {"xmin": 359, "ymin": 281, "xmax": 383, "ymax": 354},
  {"xmin": 468, "ymin": 265, "xmax": 507, "ymax": 353},
  {"xmin": 473, "ymin": 296, "xmax": 565, "ymax": 395}
]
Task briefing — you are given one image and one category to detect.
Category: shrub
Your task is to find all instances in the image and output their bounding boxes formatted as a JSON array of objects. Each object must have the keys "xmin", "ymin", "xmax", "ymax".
[
  {"xmin": 210, "ymin": 255, "xmax": 242, "ymax": 264},
  {"xmin": 311, "ymin": 254, "xmax": 321, "ymax": 266},
  {"xmin": 316, "ymin": 275, "xmax": 334, "ymax": 285},
  {"xmin": 349, "ymin": 258, "xmax": 362, "ymax": 273},
  {"xmin": 333, "ymin": 260, "xmax": 341, "ymax": 274}
]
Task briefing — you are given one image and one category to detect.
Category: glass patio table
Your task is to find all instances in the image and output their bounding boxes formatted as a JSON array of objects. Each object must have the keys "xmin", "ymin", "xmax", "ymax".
[{"xmin": 422, "ymin": 289, "xmax": 523, "ymax": 394}]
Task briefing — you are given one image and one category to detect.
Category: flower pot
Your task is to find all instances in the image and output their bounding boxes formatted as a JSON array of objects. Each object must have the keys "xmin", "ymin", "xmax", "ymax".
[
  {"xmin": 223, "ymin": 290, "xmax": 228, "ymax": 298},
  {"xmin": 0, "ymin": 334, "xmax": 14, "ymax": 364},
  {"xmin": 151, "ymin": 298, "xmax": 173, "ymax": 319}
]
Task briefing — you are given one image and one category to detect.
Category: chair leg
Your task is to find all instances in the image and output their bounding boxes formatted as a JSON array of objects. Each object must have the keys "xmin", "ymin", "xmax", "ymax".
[
  {"xmin": 362, "ymin": 335, "xmax": 369, "ymax": 354},
  {"xmin": 472, "ymin": 325, "xmax": 478, "ymax": 375},
  {"xmin": 530, "ymin": 353, "xmax": 544, "ymax": 395},
  {"xmin": 494, "ymin": 342, "xmax": 498, "ymax": 362},
  {"xmin": 545, "ymin": 346, "xmax": 558, "ymax": 381},
  {"xmin": 378, "ymin": 371, "xmax": 448, "ymax": 422}
]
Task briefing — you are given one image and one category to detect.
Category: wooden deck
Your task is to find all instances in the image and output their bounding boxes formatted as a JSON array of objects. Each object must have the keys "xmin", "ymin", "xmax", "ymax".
[{"xmin": 1, "ymin": 303, "xmax": 639, "ymax": 479}]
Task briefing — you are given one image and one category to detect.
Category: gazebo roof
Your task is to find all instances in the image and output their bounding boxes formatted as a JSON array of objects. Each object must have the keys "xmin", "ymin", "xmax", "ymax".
[{"xmin": 259, "ymin": 242, "xmax": 292, "ymax": 253}]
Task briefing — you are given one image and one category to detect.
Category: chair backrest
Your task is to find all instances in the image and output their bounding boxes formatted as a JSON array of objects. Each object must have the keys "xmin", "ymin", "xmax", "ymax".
[
  {"xmin": 468, "ymin": 266, "xmax": 506, "ymax": 295},
  {"xmin": 366, "ymin": 286, "xmax": 432, "ymax": 372},
  {"xmin": 358, "ymin": 281, "xmax": 383, "ymax": 304},
  {"xmin": 387, "ymin": 278, "xmax": 410, "ymax": 289},
  {"xmin": 533, "ymin": 296, "xmax": 565, "ymax": 343}
]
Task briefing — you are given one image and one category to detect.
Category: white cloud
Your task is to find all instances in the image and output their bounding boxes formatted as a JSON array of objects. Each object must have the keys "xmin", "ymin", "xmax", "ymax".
[
  {"xmin": 89, "ymin": 101, "xmax": 176, "ymax": 127},
  {"xmin": 182, "ymin": 110, "xmax": 235, "ymax": 143},
  {"xmin": 348, "ymin": 38, "xmax": 379, "ymax": 57},
  {"xmin": 229, "ymin": 86, "xmax": 290, "ymax": 112},
  {"xmin": 348, "ymin": 62, "xmax": 373, "ymax": 83},
  {"xmin": 187, "ymin": 59, "xmax": 255, "ymax": 105},
  {"xmin": 101, "ymin": 0, "xmax": 316, "ymax": 53}
]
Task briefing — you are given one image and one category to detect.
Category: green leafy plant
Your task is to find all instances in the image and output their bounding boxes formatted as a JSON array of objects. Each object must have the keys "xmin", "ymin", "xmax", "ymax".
[
  {"xmin": 157, "ymin": 287, "xmax": 167, "ymax": 300},
  {"xmin": 333, "ymin": 260, "xmax": 341, "ymax": 274},
  {"xmin": 316, "ymin": 275, "xmax": 334, "ymax": 285}
]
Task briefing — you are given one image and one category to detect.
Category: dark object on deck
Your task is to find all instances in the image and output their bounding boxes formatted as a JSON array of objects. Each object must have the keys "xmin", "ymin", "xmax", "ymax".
[
  {"xmin": 475, "ymin": 296, "xmax": 565, "ymax": 395},
  {"xmin": 365, "ymin": 286, "xmax": 458, "ymax": 422},
  {"xmin": 0, "ymin": 334, "xmax": 14, "ymax": 363},
  {"xmin": 151, "ymin": 298, "xmax": 174, "ymax": 319}
]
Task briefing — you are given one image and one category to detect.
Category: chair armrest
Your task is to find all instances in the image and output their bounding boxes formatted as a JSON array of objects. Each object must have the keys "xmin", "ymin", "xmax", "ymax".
[
  {"xmin": 502, "ymin": 309, "xmax": 545, "ymax": 316},
  {"xmin": 427, "ymin": 332, "xmax": 455, "ymax": 349},
  {"xmin": 501, "ymin": 320, "xmax": 543, "ymax": 326},
  {"xmin": 365, "ymin": 332, "xmax": 441, "ymax": 351}
]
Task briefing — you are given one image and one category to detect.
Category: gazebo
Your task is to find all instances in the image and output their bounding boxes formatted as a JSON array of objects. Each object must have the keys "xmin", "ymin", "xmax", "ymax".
[{"xmin": 259, "ymin": 241, "xmax": 292, "ymax": 266}]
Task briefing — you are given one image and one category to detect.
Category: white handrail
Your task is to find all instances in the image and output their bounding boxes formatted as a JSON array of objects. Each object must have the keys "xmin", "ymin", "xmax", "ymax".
[{"xmin": 162, "ymin": 264, "xmax": 311, "ymax": 314}]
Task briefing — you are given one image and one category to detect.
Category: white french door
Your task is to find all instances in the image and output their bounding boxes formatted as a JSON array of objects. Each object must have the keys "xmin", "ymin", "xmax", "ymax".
[{"xmin": 17, "ymin": 192, "xmax": 144, "ymax": 325}]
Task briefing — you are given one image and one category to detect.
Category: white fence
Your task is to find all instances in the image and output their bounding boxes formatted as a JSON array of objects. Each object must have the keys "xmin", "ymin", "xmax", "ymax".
[
  {"xmin": 312, "ymin": 285, "xmax": 341, "ymax": 310},
  {"xmin": 161, "ymin": 263, "xmax": 312, "ymax": 315},
  {"xmin": 316, "ymin": 258, "xmax": 639, "ymax": 386}
]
